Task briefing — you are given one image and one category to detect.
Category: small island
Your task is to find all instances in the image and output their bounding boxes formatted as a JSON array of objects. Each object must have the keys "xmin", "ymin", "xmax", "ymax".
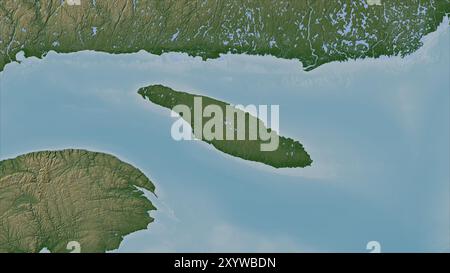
[
  {"xmin": 0, "ymin": 149, "xmax": 156, "ymax": 253},
  {"xmin": 138, "ymin": 84, "xmax": 312, "ymax": 168}
]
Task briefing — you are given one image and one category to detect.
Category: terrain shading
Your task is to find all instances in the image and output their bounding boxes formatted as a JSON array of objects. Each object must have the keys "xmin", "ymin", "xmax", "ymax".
[
  {"xmin": 0, "ymin": 149, "xmax": 156, "ymax": 253},
  {"xmin": 138, "ymin": 84, "xmax": 313, "ymax": 168},
  {"xmin": 1, "ymin": 0, "xmax": 449, "ymax": 72}
]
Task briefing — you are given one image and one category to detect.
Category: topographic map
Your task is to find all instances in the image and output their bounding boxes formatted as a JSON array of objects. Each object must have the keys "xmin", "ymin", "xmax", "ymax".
[{"xmin": 0, "ymin": 0, "xmax": 449, "ymax": 254}]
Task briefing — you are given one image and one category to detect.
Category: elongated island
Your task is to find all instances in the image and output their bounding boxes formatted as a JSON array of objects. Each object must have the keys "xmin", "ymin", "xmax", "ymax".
[{"xmin": 138, "ymin": 84, "xmax": 312, "ymax": 168}]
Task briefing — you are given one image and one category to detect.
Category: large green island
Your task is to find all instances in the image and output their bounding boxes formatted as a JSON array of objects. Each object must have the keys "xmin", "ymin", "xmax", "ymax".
[
  {"xmin": 1, "ymin": 0, "xmax": 449, "ymax": 72},
  {"xmin": 138, "ymin": 84, "xmax": 312, "ymax": 168},
  {"xmin": 0, "ymin": 149, "xmax": 156, "ymax": 253}
]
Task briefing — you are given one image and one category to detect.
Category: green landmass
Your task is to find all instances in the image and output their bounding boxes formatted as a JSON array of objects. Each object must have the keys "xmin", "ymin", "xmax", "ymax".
[
  {"xmin": 138, "ymin": 84, "xmax": 312, "ymax": 168},
  {"xmin": 0, "ymin": 149, "xmax": 156, "ymax": 253},
  {"xmin": 0, "ymin": 0, "xmax": 449, "ymax": 72}
]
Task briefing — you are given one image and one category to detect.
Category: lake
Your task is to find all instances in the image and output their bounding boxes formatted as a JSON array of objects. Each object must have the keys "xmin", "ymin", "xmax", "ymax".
[{"xmin": 0, "ymin": 18, "xmax": 448, "ymax": 252}]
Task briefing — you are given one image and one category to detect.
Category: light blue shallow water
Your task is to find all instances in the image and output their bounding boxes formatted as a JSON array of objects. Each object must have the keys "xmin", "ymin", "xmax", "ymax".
[{"xmin": 1, "ymin": 21, "xmax": 449, "ymax": 252}]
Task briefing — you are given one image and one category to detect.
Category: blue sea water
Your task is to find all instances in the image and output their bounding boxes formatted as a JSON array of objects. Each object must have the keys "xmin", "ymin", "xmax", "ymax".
[{"xmin": 0, "ymin": 21, "xmax": 449, "ymax": 252}]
